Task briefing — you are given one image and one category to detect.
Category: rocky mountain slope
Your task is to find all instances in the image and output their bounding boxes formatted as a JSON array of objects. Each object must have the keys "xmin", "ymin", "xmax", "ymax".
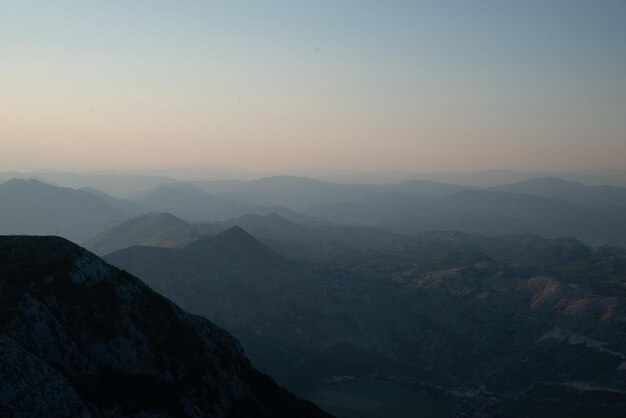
[{"xmin": 0, "ymin": 235, "xmax": 331, "ymax": 418}]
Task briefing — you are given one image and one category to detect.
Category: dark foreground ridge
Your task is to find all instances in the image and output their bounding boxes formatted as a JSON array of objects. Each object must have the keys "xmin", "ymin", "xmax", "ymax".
[{"xmin": 0, "ymin": 235, "xmax": 331, "ymax": 418}]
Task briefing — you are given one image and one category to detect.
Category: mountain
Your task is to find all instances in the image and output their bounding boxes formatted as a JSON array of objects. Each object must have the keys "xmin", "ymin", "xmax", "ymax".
[
  {"xmin": 131, "ymin": 183, "xmax": 256, "ymax": 221},
  {"xmin": 212, "ymin": 213, "xmax": 402, "ymax": 260},
  {"xmin": 106, "ymin": 229, "xmax": 626, "ymax": 417},
  {"xmin": 193, "ymin": 176, "xmax": 468, "ymax": 211},
  {"xmin": 106, "ymin": 227, "xmax": 291, "ymax": 290},
  {"xmin": 193, "ymin": 176, "xmax": 373, "ymax": 210},
  {"xmin": 0, "ymin": 178, "xmax": 129, "ymax": 242},
  {"xmin": 105, "ymin": 229, "xmax": 381, "ymax": 392},
  {"xmin": 494, "ymin": 177, "xmax": 626, "ymax": 208},
  {"xmin": 307, "ymin": 189, "xmax": 626, "ymax": 247},
  {"xmin": 79, "ymin": 186, "xmax": 146, "ymax": 215},
  {"xmin": 394, "ymin": 170, "xmax": 626, "ymax": 188},
  {"xmin": 385, "ymin": 179, "xmax": 469, "ymax": 196},
  {"xmin": 445, "ymin": 189, "xmax": 626, "ymax": 245},
  {"xmin": 0, "ymin": 171, "xmax": 180, "ymax": 197},
  {"xmin": 132, "ymin": 182, "xmax": 314, "ymax": 223},
  {"xmin": 0, "ymin": 235, "xmax": 331, "ymax": 418},
  {"xmin": 85, "ymin": 212, "xmax": 404, "ymax": 260},
  {"xmin": 83, "ymin": 212, "xmax": 211, "ymax": 255}
]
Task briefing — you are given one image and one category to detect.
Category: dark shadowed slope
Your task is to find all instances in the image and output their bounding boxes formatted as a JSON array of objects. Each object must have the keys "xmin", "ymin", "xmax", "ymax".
[
  {"xmin": 0, "ymin": 235, "xmax": 331, "ymax": 418},
  {"xmin": 0, "ymin": 178, "xmax": 129, "ymax": 242}
]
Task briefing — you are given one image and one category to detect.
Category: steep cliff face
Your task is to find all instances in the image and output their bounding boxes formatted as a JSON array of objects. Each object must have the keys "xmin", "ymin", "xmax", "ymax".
[{"xmin": 0, "ymin": 236, "xmax": 331, "ymax": 418}]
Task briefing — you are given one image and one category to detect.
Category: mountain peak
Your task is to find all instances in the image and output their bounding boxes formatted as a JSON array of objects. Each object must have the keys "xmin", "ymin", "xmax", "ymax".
[
  {"xmin": 194, "ymin": 226, "xmax": 274, "ymax": 255},
  {"xmin": 216, "ymin": 225, "xmax": 257, "ymax": 241},
  {"xmin": 83, "ymin": 212, "xmax": 195, "ymax": 256},
  {"xmin": 174, "ymin": 226, "xmax": 291, "ymax": 272},
  {"xmin": 137, "ymin": 211, "xmax": 188, "ymax": 226}
]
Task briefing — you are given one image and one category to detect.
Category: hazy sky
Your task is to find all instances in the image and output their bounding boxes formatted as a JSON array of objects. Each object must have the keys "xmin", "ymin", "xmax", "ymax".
[{"xmin": 2, "ymin": 1, "xmax": 625, "ymax": 173}]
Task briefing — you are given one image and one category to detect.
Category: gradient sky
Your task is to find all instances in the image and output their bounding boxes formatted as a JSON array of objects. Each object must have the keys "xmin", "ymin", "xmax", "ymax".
[{"xmin": 2, "ymin": 1, "xmax": 625, "ymax": 173}]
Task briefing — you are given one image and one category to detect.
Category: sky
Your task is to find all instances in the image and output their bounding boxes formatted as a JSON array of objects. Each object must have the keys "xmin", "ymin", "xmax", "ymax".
[{"xmin": 1, "ymin": 0, "xmax": 625, "ymax": 174}]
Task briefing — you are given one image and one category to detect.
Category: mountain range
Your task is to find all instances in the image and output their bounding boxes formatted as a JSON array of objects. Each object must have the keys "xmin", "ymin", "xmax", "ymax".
[
  {"xmin": 0, "ymin": 179, "xmax": 127, "ymax": 242},
  {"xmin": 105, "ymin": 227, "xmax": 626, "ymax": 417},
  {"xmin": 5, "ymin": 175, "xmax": 626, "ymax": 247},
  {"xmin": 84, "ymin": 212, "xmax": 402, "ymax": 260},
  {"xmin": 493, "ymin": 176, "xmax": 626, "ymax": 208},
  {"xmin": 308, "ymin": 187, "xmax": 626, "ymax": 247},
  {"xmin": 3, "ymin": 171, "xmax": 626, "ymax": 417}
]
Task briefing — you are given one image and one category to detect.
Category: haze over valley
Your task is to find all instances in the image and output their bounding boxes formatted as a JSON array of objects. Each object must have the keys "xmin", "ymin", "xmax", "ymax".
[
  {"xmin": 2, "ymin": 171, "xmax": 626, "ymax": 417},
  {"xmin": 2, "ymin": 1, "xmax": 625, "ymax": 417}
]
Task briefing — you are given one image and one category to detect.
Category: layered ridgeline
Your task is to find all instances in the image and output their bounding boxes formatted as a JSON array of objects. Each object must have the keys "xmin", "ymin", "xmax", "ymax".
[
  {"xmin": 0, "ymin": 236, "xmax": 331, "ymax": 418},
  {"xmin": 0, "ymin": 178, "xmax": 314, "ymax": 246},
  {"xmin": 6, "ymin": 175, "xmax": 626, "ymax": 248},
  {"xmin": 133, "ymin": 175, "xmax": 626, "ymax": 248},
  {"xmin": 106, "ymin": 228, "xmax": 626, "ymax": 418},
  {"xmin": 129, "ymin": 182, "xmax": 311, "ymax": 224},
  {"xmin": 84, "ymin": 212, "xmax": 400, "ymax": 260},
  {"xmin": 307, "ymin": 188, "xmax": 626, "ymax": 247},
  {"xmin": 192, "ymin": 176, "xmax": 626, "ymax": 247},
  {"xmin": 492, "ymin": 177, "xmax": 626, "ymax": 208},
  {"xmin": 83, "ymin": 212, "xmax": 212, "ymax": 256},
  {"xmin": 0, "ymin": 179, "xmax": 130, "ymax": 242}
]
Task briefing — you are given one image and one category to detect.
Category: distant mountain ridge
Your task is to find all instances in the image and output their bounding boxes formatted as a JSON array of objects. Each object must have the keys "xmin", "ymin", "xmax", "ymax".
[
  {"xmin": 3, "ymin": 169, "xmax": 626, "ymax": 192},
  {"xmin": 193, "ymin": 175, "xmax": 468, "ymax": 210},
  {"xmin": 0, "ymin": 178, "xmax": 129, "ymax": 242},
  {"xmin": 5, "ymin": 174, "xmax": 626, "ymax": 248},
  {"xmin": 308, "ymin": 187, "xmax": 626, "ymax": 247},
  {"xmin": 84, "ymin": 212, "xmax": 403, "ymax": 259},
  {"xmin": 0, "ymin": 171, "xmax": 180, "ymax": 197},
  {"xmin": 131, "ymin": 182, "xmax": 317, "ymax": 223},
  {"xmin": 493, "ymin": 176, "xmax": 626, "ymax": 208},
  {"xmin": 83, "ymin": 212, "xmax": 208, "ymax": 255}
]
